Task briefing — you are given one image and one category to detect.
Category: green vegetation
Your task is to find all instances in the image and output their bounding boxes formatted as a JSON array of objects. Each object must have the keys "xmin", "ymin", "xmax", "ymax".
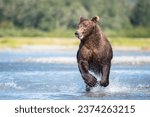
[
  {"xmin": 0, "ymin": 0, "xmax": 149, "ymax": 37},
  {"xmin": 110, "ymin": 37, "xmax": 150, "ymax": 50},
  {"xmin": 0, "ymin": 27, "xmax": 150, "ymax": 38},
  {"xmin": 105, "ymin": 27, "xmax": 150, "ymax": 38},
  {"xmin": 0, "ymin": 28, "xmax": 75, "ymax": 37},
  {"xmin": 130, "ymin": 0, "xmax": 150, "ymax": 27},
  {"xmin": 0, "ymin": 0, "xmax": 149, "ymax": 49},
  {"xmin": 0, "ymin": 37, "xmax": 150, "ymax": 50},
  {"xmin": 0, "ymin": 37, "xmax": 79, "ymax": 48}
]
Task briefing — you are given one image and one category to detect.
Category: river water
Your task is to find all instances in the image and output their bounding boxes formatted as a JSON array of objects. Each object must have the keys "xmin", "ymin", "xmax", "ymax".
[{"xmin": 0, "ymin": 46, "xmax": 150, "ymax": 100}]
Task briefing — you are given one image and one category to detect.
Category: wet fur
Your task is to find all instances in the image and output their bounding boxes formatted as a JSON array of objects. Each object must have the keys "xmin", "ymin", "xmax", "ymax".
[{"xmin": 75, "ymin": 16, "xmax": 113, "ymax": 90}]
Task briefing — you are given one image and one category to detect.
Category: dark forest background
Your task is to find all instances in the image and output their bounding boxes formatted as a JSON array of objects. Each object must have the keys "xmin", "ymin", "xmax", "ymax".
[{"xmin": 0, "ymin": 0, "xmax": 149, "ymax": 37}]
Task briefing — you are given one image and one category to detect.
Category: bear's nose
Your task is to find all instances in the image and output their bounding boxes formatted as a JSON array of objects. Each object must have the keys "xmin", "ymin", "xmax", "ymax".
[{"xmin": 75, "ymin": 31, "xmax": 79, "ymax": 36}]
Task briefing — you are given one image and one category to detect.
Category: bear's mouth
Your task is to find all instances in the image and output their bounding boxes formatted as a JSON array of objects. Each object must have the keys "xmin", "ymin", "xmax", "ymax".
[{"xmin": 79, "ymin": 35, "xmax": 84, "ymax": 39}]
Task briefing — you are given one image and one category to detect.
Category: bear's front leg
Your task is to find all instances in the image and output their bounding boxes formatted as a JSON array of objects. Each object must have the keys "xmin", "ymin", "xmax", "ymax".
[
  {"xmin": 78, "ymin": 60, "xmax": 97, "ymax": 87},
  {"xmin": 100, "ymin": 64, "xmax": 111, "ymax": 87}
]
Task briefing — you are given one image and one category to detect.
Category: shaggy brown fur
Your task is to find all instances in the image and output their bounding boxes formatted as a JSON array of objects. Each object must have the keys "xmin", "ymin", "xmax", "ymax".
[{"xmin": 75, "ymin": 16, "xmax": 113, "ymax": 90}]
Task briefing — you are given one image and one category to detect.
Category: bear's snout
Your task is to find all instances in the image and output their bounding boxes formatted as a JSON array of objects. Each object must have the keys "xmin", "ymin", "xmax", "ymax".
[
  {"xmin": 75, "ymin": 31, "xmax": 81, "ymax": 39},
  {"xmin": 75, "ymin": 31, "xmax": 83, "ymax": 39},
  {"xmin": 75, "ymin": 31, "xmax": 79, "ymax": 36}
]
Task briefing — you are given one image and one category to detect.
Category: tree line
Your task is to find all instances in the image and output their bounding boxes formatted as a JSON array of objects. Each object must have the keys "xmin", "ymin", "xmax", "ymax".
[{"xmin": 0, "ymin": 0, "xmax": 149, "ymax": 31}]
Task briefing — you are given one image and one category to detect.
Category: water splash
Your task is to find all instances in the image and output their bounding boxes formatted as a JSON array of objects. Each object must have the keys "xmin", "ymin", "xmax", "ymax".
[
  {"xmin": 137, "ymin": 84, "xmax": 150, "ymax": 89},
  {"xmin": 0, "ymin": 81, "xmax": 22, "ymax": 90}
]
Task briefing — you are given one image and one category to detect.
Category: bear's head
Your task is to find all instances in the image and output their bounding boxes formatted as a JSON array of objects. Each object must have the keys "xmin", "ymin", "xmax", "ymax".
[{"xmin": 75, "ymin": 16, "xmax": 100, "ymax": 40}]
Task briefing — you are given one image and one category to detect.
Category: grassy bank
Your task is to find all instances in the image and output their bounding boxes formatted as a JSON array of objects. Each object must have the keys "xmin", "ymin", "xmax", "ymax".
[
  {"xmin": 0, "ymin": 27, "xmax": 150, "ymax": 38},
  {"xmin": 110, "ymin": 37, "xmax": 150, "ymax": 50},
  {"xmin": 0, "ymin": 37, "xmax": 78, "ymax": 48},
  {"xmin": 0, "ymin": 37, "xmax": 150, "ymax": 50}
]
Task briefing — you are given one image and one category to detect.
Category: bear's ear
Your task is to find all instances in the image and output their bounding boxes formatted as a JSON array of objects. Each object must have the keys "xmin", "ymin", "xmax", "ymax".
[
  {"xmin": 80, "ymin": 16, "xmax": 85, "ymax": 22},
  {"xmin": 91, "ymin": 16, "xmax": 100, "ymax": 23}
]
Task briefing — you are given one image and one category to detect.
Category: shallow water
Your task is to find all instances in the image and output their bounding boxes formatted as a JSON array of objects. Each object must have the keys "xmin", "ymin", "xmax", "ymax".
[{"xmin": 0, "ymin": 47, "xmax": 150, "ymax": 100}]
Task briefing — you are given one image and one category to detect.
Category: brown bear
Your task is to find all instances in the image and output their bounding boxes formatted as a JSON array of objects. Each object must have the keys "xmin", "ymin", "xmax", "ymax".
[{"xmin": 75, "ymin": 16, "xmax": 113, "ymax": 91}]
